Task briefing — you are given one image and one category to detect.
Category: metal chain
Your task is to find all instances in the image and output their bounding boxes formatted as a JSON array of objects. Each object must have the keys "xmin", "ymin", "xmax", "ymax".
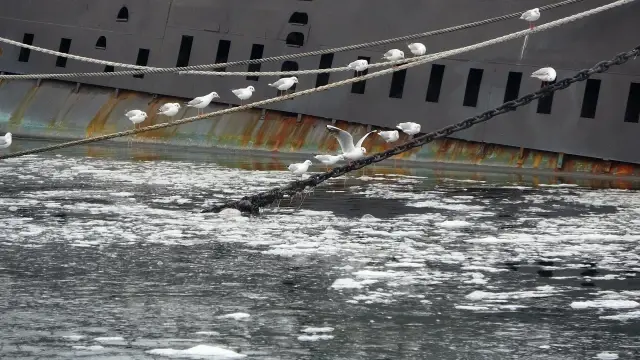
[
  {"xmin": 201, "ymin": 45, "xmax": 640, "ymax": 215},
  {"xmin": 0, "ymin": 0, "xmax": 588, "ymax": 80},
  {"xmin": 0, "ymin": 2, "xmax": 627, "ymax": 162}
]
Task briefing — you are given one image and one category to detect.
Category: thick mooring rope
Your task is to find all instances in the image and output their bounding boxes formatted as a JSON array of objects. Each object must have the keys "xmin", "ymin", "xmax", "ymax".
[
  {"xmin": 0, "ymin": 0, "xmax": 590, "ymax": 79},
  {"xmin": 0, "ymin": 1, "xmax": 628, "ymax": 161},
  {"xmin": 201, "ymin": 45, "xmax": 640, "ymax": 215}
]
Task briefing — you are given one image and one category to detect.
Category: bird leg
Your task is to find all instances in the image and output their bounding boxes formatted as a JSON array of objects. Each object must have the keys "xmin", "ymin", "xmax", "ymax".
[{"xmin": 529, "ymin": 22, "xmax": 535, "ymax": 30}]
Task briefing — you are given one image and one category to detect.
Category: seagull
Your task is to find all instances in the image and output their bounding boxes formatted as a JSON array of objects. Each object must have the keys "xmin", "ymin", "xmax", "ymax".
[
  {"xmin": 158, "ymin": 103, "xmax": 181, "ymax": 118},
  {"xmin": 520, "ymin": 8, "xmax": 540, "ymax": 29},
  {"xmin": 288, "ymin": 160, "xmax": 313, "ymax": 177},
  {"xmin": 0, "ymin": 132, "xmax": 12, "ymax": 149},
  {"xmin": 531, "ymin": 67, "xmax": 556, "ymax": 86},
  {"xmin": 382, "ymin": 49, "xmax": 404, "ymax": 62},
  {"xmin": 377, "ymin": 130, "xmax": 399, "ymax": 143},
  {"xmin": 186, "ymin": 92, "xmax": 219, "ymax": 115},
  {"xmin": 269, "ymin": 76, "xmax": 298, "ymax": 95},
  {"xmin": 397, "ymin": 122, "xmax": 421, "ymax": 137},
  {"xmin": 348, "ymin": 59, "xmax": 369, "ymax": 76},
  {"xmin": 314, "ymin": 154, "xmax": 344, "ymax": 171},
  {"xmin": 408, "ymin": 43, "xmax": 427, "ymax": 56},
  {"xmin": 125, "ymin": 110, "xmax": 147, "ymax": 130},
  {"xmin": 232, "ymin": 86, "xmax": 255, "ymax": 105},
  {"xmin": 325, "ymin": 125, "xmax": 376, "ymax": 164}
]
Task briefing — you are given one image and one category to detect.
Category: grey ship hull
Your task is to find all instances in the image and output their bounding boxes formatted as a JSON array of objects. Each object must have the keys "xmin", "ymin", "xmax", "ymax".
[{"xmin": 0, "ymin": 0, "xmax": 639, "ymax": 164}]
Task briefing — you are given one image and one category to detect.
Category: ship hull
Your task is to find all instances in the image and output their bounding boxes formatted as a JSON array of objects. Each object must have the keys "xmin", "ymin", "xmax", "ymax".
[{"xmin": 0, "ymin": 0, "xmax": 639, "ymax": 165}]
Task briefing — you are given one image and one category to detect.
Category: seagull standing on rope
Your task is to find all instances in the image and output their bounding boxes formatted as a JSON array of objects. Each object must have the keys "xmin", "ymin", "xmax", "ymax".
[
  {"xmin": 531, "ymin": 67, "xmax": 556, "ymax": 86},
  {"xmin": 348, "ymin": 59, "xmax": 369, "ymax": 76},
  {"xmin": 397, "ymin": 122, "xmax": 421, "ymax": 138},
  {"xmin": 158, "ymin": 103, "xmax": 181, "ymax": 118},
  {"xmin": 288, "ymin": 160, "xmax": 313, "ymax": 177},
  {"xmin": 408, "ymin": 43, "xmax": 427, "ymax": 56},
  {"xmin": 232, "ymin": 86, "xmax": 255, "ymax": 105},
  {"xmin": 186, "ymin": 92, "xmax": 219, "ymax": 115},
  {"xmin": 382, "ymin": 49, "xmax": 405, "ymax": 62},
  {"xmin": 125, "ymin": 110, "xmax": 147, "ymax": 130},
  {"xmin": 325, "ymin": 125, "xmax": 376, "ymax": 164},
  {"xmin": 269, "ymin": 77, "xmax": 298, "ymax": 95},
  {"xmin": 377, "ymin": 130, "xmax": 399, "ymax": 143},
  {"xmin": 520, "ymin": 8, "xmax": 540, "ymax": 29},
  {"xmin": 0, "ymin": 132, "xmax": 12, "ymax": 149},
  {"xmin": 314, "ymin": 154, "xmax": 344, "ymax": 171}
]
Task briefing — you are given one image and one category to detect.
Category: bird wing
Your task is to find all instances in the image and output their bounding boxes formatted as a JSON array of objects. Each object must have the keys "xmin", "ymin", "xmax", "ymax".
[
  {"xmin": 232, "ymin": 89, "xmax": 243, "ymax": 95},
  {"xmin": 269, "ymin": 79, "xmax": 285, "ymax": 87},
  {"xmin": 355, "ymin": 131, "xmax": 376, "ymax": 148},
  {"xmin": 158, "ymin": 104, "xmax": 171, "ymax": 112},
  {"xmin": 0, "ymin": 137, "xmax": 8, "ymax": 146},
  {"xmin": 531, "ymin": 68, "xmax": 550, "ymax": 77},
  {"xmin": 326, "ymin": 125, "xmax": 355, "ymax": 153},
  {"xmin": 125, "ymin": 110, "xmax": 141, "ymax": 117},
  {"xmin": 187, "ymin": 97, "xmax": 203, "ymax": 106}
]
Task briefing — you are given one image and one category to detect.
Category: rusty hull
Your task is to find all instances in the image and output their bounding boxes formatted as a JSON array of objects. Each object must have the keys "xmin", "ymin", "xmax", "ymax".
[{"xmin": 1, "ymin": 79, "xmax": 640, "ymax": 181}]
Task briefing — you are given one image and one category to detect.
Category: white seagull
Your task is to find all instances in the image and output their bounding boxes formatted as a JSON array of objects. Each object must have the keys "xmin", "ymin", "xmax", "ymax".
[
  {"xmin": 382, "ymin": 49, "xmax": 404, "ymax": 62},
  {"xmin": 186, "ymin": 92, "xmax": 220, "ymax": 115},
  {"xmin": 347, "ymin": 59, "xmax": 369, "ymax": 76},
  {"xmin": 288, "ymin": 160, "xmax": 313, "ymax": 176},
  {"xmin": 158, "ymin": 103, "xmax": 181, "ymax": 118},
  {"xmin": 531, "ymin": 67, "xmax": 556, "ymax": 86},
  {"xmin": 269, "ymin": 76, "xmax": 298, "ymax": 95},
  {"xmin": 0, "ymin": 132, "xmax": 12, "ymax": 149},
  {"xmin": 125, "ymin": 110, "xmax": 147, "ymax": 130},
  {"xmin": 408, "ymin": 43, "xmax": 427, "ymax": 56},
  {"xmin": 377, "ymin": 130, "xmax": 399, "ymax": 143},
  {"xmin": 520, "ymin": 8, "xmax": 540, "ymax": 29},
  {"xmin": 314, "ymin": 154, "xmax": 344, "ymax": 171},
  {"xmin": 325, "ymin": 125, "xmax": 376, "ymax": 164},
  {"xmin": 397, "ymin": 122, "xmax": 421, "ymax": 137},
  {"xmin": 232, "ymin": 86, "xmax": 255, "ymax": 105}
]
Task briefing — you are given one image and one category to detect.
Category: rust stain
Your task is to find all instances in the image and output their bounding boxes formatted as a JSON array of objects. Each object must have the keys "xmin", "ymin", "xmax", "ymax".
[
  {"xmin": 86, "ymin": 91, "xmax": 124, "ymax": 137},
  {"xmin": 8, "ymin": 85, "xmax": 39, "ymax": 130}
]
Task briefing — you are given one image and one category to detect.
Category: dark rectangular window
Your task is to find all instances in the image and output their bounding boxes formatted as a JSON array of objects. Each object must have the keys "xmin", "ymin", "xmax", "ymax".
[
  {"xmin": 580, "ymin": 79, "xmax": 601, "ymax": 119},
  {"xmin": 624, "ymin": 83, "xmax": 640, "ymax": 123},
  {"xmin": 389, "ymin": 69, "xmax": 407, "ymax": 99},
  {"xmin": 463, "ymin": 68, "xmax": 484, "ymax": 107},
  {"xmin": 503, "ymin": 71, "xmax": 522, "ymax": 103},
  {"xmin": 537, "ymin": 80, "xmax": 555, "ymax": 114},
  {"xmin": 246, "ymin": 44, "xmax": 264, "ymax": 81},
  {"xmin": 55, "ymin": 38, "xmax": 71, "ymax": 68},
  {"xmin": 104, "ymin": 65, "xmax": 114, "ymax": 72},
  {"xmin": 18, "ymin": 33, "xmax": 34, "ymax": 63},
  {"xmin": 351, "ymin": 56, "xmax": 370, "ymax": 94},
  {"xmin": 315, "ymin": 53, "xmax": 334, "ymax": 87},
  {"xmin": 176, "ymin": 35, "xmax": 193, "ymax": 67},
  {"xmin": 214, "ymin": 39, "xmax": 231, "ymax": 72},
  {"xmin": 133, "ymin": 48, "xmax": 150, "ymax": 79},
  {"xmin": 425, "ymin": 64, "xmax": 445, "ymax": 103}
]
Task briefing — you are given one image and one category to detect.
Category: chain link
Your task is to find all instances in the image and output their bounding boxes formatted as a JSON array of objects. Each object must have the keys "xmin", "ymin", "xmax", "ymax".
[{"xmin": 202, "ymin": 45, "xmax": 640, "ymax": 215}]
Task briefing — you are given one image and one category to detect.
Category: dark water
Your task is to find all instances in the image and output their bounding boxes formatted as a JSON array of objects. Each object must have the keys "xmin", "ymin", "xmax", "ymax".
[{"xmin": 0, "ymin": 140, "xmax": 639, "ymax": 359}]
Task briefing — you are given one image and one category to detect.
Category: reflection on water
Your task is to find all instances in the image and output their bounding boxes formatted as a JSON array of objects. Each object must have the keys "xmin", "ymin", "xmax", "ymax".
[{"xmin": 0, "ymin": 140, "xmax": 639, "ymax": 360}]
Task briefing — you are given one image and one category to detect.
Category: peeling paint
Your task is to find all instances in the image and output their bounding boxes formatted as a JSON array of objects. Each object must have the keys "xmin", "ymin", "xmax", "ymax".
[{"xmin": 2, "ymin": 79, "xmax": 640, "ymax": 180}]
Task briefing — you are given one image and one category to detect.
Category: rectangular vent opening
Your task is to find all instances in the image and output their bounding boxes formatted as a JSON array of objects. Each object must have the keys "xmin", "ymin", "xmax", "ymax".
[
  {"xmin": 624, "ymin": 82, "xmax": 640, "ymax": 123},
  {"xmin": 104, "ymin": 65, "xmax": 114, "ymax": 72},
  {"xmin": 133, "ymin": 48, "xmax": 150, "ymax": 78},
  {"xmin": 18, "ymin": 33, "xmax": 34, "ymax": 63},
  {"xmin": 351, "ymin": 56, "xmax": 370, "ymax": 94},
  {"xmin": 389, "ymin": 69, "xmax": 407, "ymax": 99},
  {"xmin": 246, "ymin": 44, "xmax": 264, "ymax": 81},
  {"xmin": 214, "ymin": 40, "xmax": 231, "ymax": 72},
  {"xmin": 315, "ymin": 53, "xmax": 334, "ymax": 87},
  {"xmin": 503, "ymin": 71, "xmax": 522, "ymax": 103},
  {"xmin": 580, "ymin": 79, "xmax": 601, "ymax": 119},
  {"xmin": 176, "ymin": 35, "xmax": 193, "ymax": 67},
  {"xmin": 536, "ymin": 80, "xmax": 555, "ymax": 114},
  {"xmin": 425, "ymin": 64, "xmax": 445, "ymax": 103},
  {"xmin": 463, "ymin": 68, "xmax": 484, "ymax": 107},
  {"xmin": 55, "ymin": 38, "xmax": 72, "ymax": 68}
]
